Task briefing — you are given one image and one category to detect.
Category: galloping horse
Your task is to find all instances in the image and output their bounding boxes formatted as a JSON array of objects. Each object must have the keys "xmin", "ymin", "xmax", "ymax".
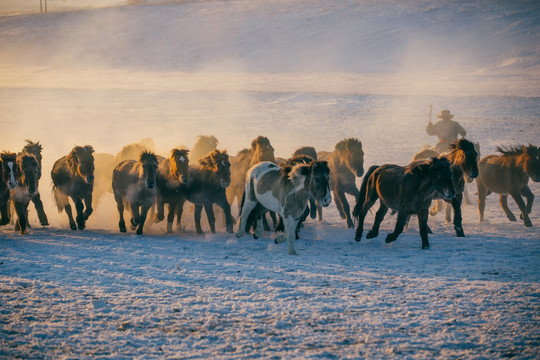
[
  {"xmin": 353, "ymin": 157, "xmax": 455, "ymax": 249},
  {"xmin": 318, "ymin": 138, "xmax": 364, "ymax": 228},
  {"xmin": 0, "ymin": 152, "xmax": 18, "ymax": 225},
  {"xmin": 177, "ymin": 150, "xmax": 234, "ymax": 234},
  {"xmin": 477, "ymin": 144, "xmax": 540, "ymax": 227},
  {"xmin": 236, "ymin": 160, "xmax": 332, "ymax": 255},
  {"xmin": 112, "ymin": 151, "xmax": 158, "ymax": 235},
  {"xmin": 412, "ymin": 139, "xmax": 479, "ymax": 237},
  {"xmin": 191, "ymin": 135, "xmax": 219, "ymax": 162},
  {"xmin": 10, "ymin": 154, "xmax": 40, "ymax": 234},
  {"xmin": 19, "ymin": 140, "xmax": 48, "ymax": 226},
  {"xmin": 51, "ymin": 145, "xmax": 95, "ymax": 230},
  {"xmin": 155, "ymin": 148, "xmax": 190, "ymax": 233}
]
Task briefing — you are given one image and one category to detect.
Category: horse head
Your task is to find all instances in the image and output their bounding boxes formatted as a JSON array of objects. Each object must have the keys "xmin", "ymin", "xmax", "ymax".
[
  {"xmin": 200, "ymin": 150, "xmax": 231, "ymax": 188},
  {"xmin": 337, "ymin": 138, "xmax": 364, "ymax": 177},
  {"xmin": 18, "ymin": 154, "xmax": 40, "ymax": 196},
  {"xmin": 22, "ymin": 139, "xmax": 43, "ymax": 179},
  {"xmin": 1, "ymin": 152, "xmax": 18, "ymax": 189},
  {"xmin": 169, "ymin": 148, "xmax": 190, "ymax": 183},
  {"xmin": 411, "ymin": 157, "xmax": 455, "ymax": 200},
  {"xmin": 452, "ymin": 139, "xmax": 479, "ymax": 181},
  {"xmin": 69, "ymin": 145, "xmax": 95, "ymax": 184},
  {"xmin": 139, "ymin": 151, "xmax": 159, "ymax": 189},
  {"xmin": 287, "ymin": 160, "xmax": 332, "ymax": 207},
  {"xmin": 524, "ymin": 144, "xmax": 540, "ymax": 182},
  {"xmin": 251, "ymin": 136, "xmax": 275, "ymax": 165}
]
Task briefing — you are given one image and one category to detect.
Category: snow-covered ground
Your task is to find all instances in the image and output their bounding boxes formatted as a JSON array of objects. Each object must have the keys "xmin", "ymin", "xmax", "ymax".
[{"xmin": 1, "ymin": 0, "xmax": 539, "ymax": 358}]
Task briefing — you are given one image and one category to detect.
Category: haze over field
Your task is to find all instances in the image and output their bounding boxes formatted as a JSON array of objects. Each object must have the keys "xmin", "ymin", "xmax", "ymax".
[{"xmin": 0, "ymin": 1, "xmax": 539, "ymax": 359}]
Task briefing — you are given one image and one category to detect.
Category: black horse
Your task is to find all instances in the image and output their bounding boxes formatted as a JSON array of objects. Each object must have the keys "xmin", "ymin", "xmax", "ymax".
[
  {"xmin": 19, "ymin": 140, "xmax": 48, "ymax": 226},
  {"xmin": 51, "ymin": 145, "xmax": 95, "ymax": 230},
  {"xmin": 177, "ymin": 150, "xmax": 234, "ymax": 234},
  {"xmin": 10, "ymin": 154, "xmax": 40, "ymax": 234}
]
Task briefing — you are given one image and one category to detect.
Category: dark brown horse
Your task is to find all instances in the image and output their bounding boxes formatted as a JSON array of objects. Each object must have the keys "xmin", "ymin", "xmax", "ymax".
[
  {"xmin": 0, "ymin": 152, "xmax": 18, "ymax": 226},
  {"xmin": 19, "ymin": 140, "xmax": 48, "ymax": 226},
  {"xmin": 318, "ymin": 138, "xmax": 364, "ymax": 228},
  {"xmin": 155, "ymin": 148, "xmax": 190, "ymax": 233},
  {"xmin": 112, "ymin": 151, "xmax": 159, "ymax": 235},
  {"xmin": 412, "ymin": 139, "xmax": 479, "ymax": 237},
  {"xmin": 177, "ymin": 149, "xmax": 234, "ymax": 234},
  {"xmin": 191, "ymin": 135, "xmax": 219, "ymax": 163},
  {"xmin": 51, "ymin": 145, "xmax": 95, "ymax": 230},
  {"xmin": 353, "ymin": 157, "xmax": 455, "ymax": 249},
  {"xmin": 10, "ymin": 154, "xmax": 40, "ymax": 234},
  {"xmin": 477, "ymin": 144, "xmax": 540, "ymax": 227}
]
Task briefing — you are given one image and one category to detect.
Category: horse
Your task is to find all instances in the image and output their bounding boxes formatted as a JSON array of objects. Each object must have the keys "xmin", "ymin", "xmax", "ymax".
[
  {"xmin": 293, "ymin": 146, "xmax": 321, "ymax": 220},
  {"xmin": 176, "ymin": 149, "xmax": 234, "ymax": 234},
  {"xmin": 235, "ymin": 160, "xmax": 332, "ymax": 255},
  {"xmin": 353, "ymin": 157, "xmax": 455, "ymax": 249},
  {"xmin": 93, "ymin": 141, "xmax": 154, "ymax": 209},
  {"xmin": 112, "ymin": 151, "xmax": 159, "ymax": 235},
  {"xmin": 51, "ymin": 145, "xmax": 95, "ymax": 230},
  {"xmin": 318, "ymin": 138, "xmax": 364, "ymax": 228},
  {"xmin": 18, "ymin": 140, "xmax": 48, "ymax": 226},
  {"xmin": 191, "ymin": 135, "xmax": 219, "ymax": 162},
  {"xmin": 154, "ymin": 148, "xmax": 190, "ymax": 233},
  {"xmin": 411, "ymin": 139, "xmax": 479, "ymax": 237},
  {"xmin": 9, "ymin": 154, "xmax": 40, "ymax": 235},
  {"xmin": 477, "ymin": 144, "xmax": 540, "ymax": 227},
  {"xmin": 0, "ymin": 152, "xmax": 18, "ymax": 225}
]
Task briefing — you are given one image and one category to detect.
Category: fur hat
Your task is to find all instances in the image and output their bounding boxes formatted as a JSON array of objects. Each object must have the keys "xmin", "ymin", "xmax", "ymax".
[{"xmin": 438, "ymin": 110, "xmax": 454, "ymax": 119}]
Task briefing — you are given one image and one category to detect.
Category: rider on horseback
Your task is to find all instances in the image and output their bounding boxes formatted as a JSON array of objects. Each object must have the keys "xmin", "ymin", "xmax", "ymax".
[{"xmin": 426, "ymin": 110, "xmax": 467, "ymax": 153}]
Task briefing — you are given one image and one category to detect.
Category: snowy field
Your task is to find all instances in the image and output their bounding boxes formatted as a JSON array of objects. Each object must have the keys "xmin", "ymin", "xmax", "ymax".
[{"xmin": 1, "ymin": 0, "xmax": 539, "ymax": 358}]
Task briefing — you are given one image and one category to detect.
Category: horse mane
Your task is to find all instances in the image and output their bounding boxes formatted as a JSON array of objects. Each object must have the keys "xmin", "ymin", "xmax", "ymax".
[
  {"xmin": 285, "ymin": 162, "xmax": 310, "ymax": 187},
  {"xmin": 449, "ymin": 138, "xmax": 475, "ymax": 153},
  {"xmin": 18, "ymin": 153, "xmax": 38, "ymax": 169},
  {"xmin": 1, "ymin": 152, "xmax": 16, "ymax": 163},
  {"xmin": 169, "ymin": 148, "xmax": 189, "ymax": 175},
  {"xmin": 67, "ymin": 145, "xmax": 95, "ymax": 172},
  {"xmin": 235, "ymin": 148, "xmax": 252, "ymax": 163},
  {"xmin": 279, "ymin": 155, "xmax": 314, "ymax": 177},
  {"xmin": 139, "ymin": 150, "xmax": 158, "ymax": 165},
  {"xmin": 21, "ymin": 139, "xmax": 43, "ymax": 157},
  {"xmin": 496, "ymin": 144, "xmax": 532, "ymax": 156},
  {"xmin": 199, "ymin": 149, "xmax": 229, "ymax": 168},
  {"xmin": 251, "ymin": 136, "xmax": 272, "ymax": 151},
  {"xmin": 335, "ymin": 138, "xmax": 362, "ymax": 152},
  {"xmin": 293, "ymin": 146, "xmax": 317, "ymax": 159},
  {"xmin": 115, "ymin": 143, "xmax": 148, "ymax": 163},
  {"xmin": 408, "ymin": 156, "xmax": 450, "ymax": 175}
]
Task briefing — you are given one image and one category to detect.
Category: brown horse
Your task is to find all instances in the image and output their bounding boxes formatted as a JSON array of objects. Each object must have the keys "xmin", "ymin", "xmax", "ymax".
[
  {"xmin": 51, "ymin": 145, "xmax": 95, "ymax": 230},
  {"xmin": 112, "ymin": 151, "xmax": 159, "ymax": 235},
  {"xmin": 19, "ymin": 140, "xmax": 48, "ymax": 226},
  {"xmin": 412, "ymin": 139, "xmax": 479, "ymax": 237},
  {"xmin": 0, "ymin": 152, "xmax": 18, "ymax": 226},
  {"xmin": 10, "ymin": 154, "xmax": 40, "ymax": 234},
  {"xmin": 318, "ymin": 138, "xmax": 364, "ymax": 228},
  {"xmin": 177, "ymin": 149, "xmax": 234, "ymax": 234},
  {"xmin": 155, "ymin": 148, "xmax": 190, "ymax": 233},
  {"xmin": 191, "ymin": 135, "xmax": 219, "ymax": 163},
  {"xmin": 353, "ymin": 157, "xmax": 455, "ymax": 249},
  {"xmin": 477, "ymin": 144, "xmax": 540, "ymax": 227}
]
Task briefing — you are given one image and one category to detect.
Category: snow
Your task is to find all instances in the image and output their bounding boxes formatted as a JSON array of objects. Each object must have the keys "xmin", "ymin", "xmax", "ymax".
[{"xmin": 1, "ymin": 0, "xmax": 539, "ymax": 358}]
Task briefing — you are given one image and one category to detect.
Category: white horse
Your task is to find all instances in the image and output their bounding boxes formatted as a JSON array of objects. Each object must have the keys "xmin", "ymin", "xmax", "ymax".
[{"xmin": 235, "ymin": 160, "xmax": 332, "ymax": 255}]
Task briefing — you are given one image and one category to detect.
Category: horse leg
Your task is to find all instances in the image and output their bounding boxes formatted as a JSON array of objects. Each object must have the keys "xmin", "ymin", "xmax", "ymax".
[
  {"xmin": 430, "ymin": 199, "xmax": 442, "ymax": 216},
  {"xmin": 204, "ymin": 203, "xmax": 216, "ymax": 233},
  {"xmin": 14, "ymin": 201, "xmax": 27, "ymax": 235},
  {"xmin": 354, "ymin": 195, "xmax": 377, "ymax": 242},
  {"xmin": 510, "ymin": 192, "xmax": 533, "ymax": 227},
  {"xmin": 194, "ymin": 204, "xmax": 204, "ymax": 234},
  {"xmin": 73, "ymin": 198, "xmax": 86, "ymax": 230},
  {"xmin": 166, "ymin": 202, "xmax": 176, "ymax": 233},
  {"xmin": 477, "ymin": 180, "xmax": 489, "ymax": 222},
  {"xmin": 235, "ymin": 197, "xmax": 258, "ymax": 239},
  {"xmin": 155, "ymin": 196, "xmax": 165, "ymax": 223},
  {"xmin": 115, "ymin": 198, "xmax": 126, "ymax": 233},
  {"xmin": 64, "ymin": 203, "xmax": 77, "ymax": 230},
  {"xmin": 366, "ymin": 203, "xmax": 388, "ymax": 239},
  {"xmin": 83, "ymin": 195, "xmax": 93, "ymax": 220},
  {"xmin": 317, "ymin": 201, "xmax": 323, "ymax": 221},
  {"xmin": 445, "ymin": 200, "xmax": 452, "ymax": 224},
  {"xmin": 499, "ymin": 194, "xmax": 517, "ymax": 222},
  {"xmin": 451, "ymin": 194, "xmax": 465, "ymax": 237},
  {"xmin": 463, "ymin": 182, "xmax": 473, "ymax": 205},
  {"xmin": 385, "ymin": 210, "xmax": 408, "ymax": 244},
  {"xmin": 32, "ymin": 193, "xmax": 49, "ymax": 226},
  {"xmin": 308, "ymin": 197, "xmax": 317, "ymax": 219},
  {"xmin": 137, "ymin": 204, "xmax": 151, "ymax": 235},
  {"xmin": 335, "ymin": 188, "xmax": 353, "ymax": 228},
  {"xmin": 417, "ymin": 208, "xmax": 430, "ymax": 249},
  {"xmin": 333, "ymin": 186, "xmax": 346, "ymax": 219},
  {"xmin": 0, "ymin": 203, "xmax": 10, "ymax": 226},
  {"xmin": 175, "ymin": 199, "xmax": 185, "ymax": 231},
  {"xmin": 216, "ymin": 192, "xmax": 234, "ymax": 233},
  {"xmin": 278, "ymin": 216, "xmax": 298, "ymax": 255},
  {"xmin": 129, "ymin": 203, "xmax": 140, "ymax": 230},
  {"xmin": 519, "ymin": 186, "xmax": 534, "ymax": 219}
]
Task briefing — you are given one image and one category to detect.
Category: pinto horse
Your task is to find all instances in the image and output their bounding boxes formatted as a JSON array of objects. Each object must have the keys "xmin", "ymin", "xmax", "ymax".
[
  {"xmin": 477, "ymin": 144, "xmax": 540, "ymax": 227},
  {"xmin": 0, "ymin": 152, "xmax": 18, "ymax": 225},
  {"xmin": 155, "ymin": 148, "xmax": 190, "ymax": 233},
  {"xmin": 112, "ymin": 151, "xmax": 158, "ymax": 235},
  {"xmin": 412, "ymin": 139, "xmax": 479, "ymax": 237},
  {"xmin": 51, "ymin": 145, "xmax": 95, "ymax": 230},
  {"xmin": 353, "ymin": 157, "xmax": 455, "ymax": 249},
  {"xmin": 177, "ymin": 149, "xmax": 234, "ymax": 234},
  {"xmin": 10, "ymin": 154, "xmax": 40, "ymax": 234},
  {"xmin": 19, "ymin": 140, "xmax": 48, "ymax": 226},
  {"xmin": 236, "ymin": 160, "xmax": 332, "ymax": 255},
  {"xmin": 318, "ymin": 138, "xmax": 364, "ymax": 228}
]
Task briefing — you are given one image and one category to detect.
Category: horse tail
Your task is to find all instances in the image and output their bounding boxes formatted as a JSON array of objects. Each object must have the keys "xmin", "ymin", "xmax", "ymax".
[
  {"xmin": 51, "ymin": 186, "xmax": 66, "ymax": 213},
  {"xmin": 353, "ymin": 165, "xmax": 379, "ymax": 218}
]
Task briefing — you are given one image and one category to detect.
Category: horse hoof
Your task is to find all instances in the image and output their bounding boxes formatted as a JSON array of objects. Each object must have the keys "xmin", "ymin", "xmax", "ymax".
[
  {"xmin": 524, "ymin": 221, "xmax": 533, "ymax": 228},
  {"xmin": 78, "ymin": 224, "xmax": 85, "ymax": 230},
  {"xmin": 366, "ymin": 231, "xmax": 378, "ymax": 239},
  {"xmin": 136, "ymin": 229, "xmax": 143, "ymax": 235},
  {"xmin": 354, "ymin": 236, "xmax": 362, "ymax": 242},
  {"xmin": 427, "ymin": 226, "xmax": 433, "ymax": 234},
  {"xmin": 70, "ymin": 223, "xmax": 77, "ymax": 230},
  {"xmin": 422, "ymin": 245, "xmax": 430, "ymax": 250},
  {"xmin": 41, "ymin": 222, "xmax": 49, "ymax": 226},
  {"xmin": 385, "ymin": 234, "xmax": 397, "ymax": 243},
  {"xmin": 508, "ymin": 215, "xmax": 517, "ymax": 222},
  {"xmin": 120, "ymin": 227, "xmax": 126, "ymax": 233}
]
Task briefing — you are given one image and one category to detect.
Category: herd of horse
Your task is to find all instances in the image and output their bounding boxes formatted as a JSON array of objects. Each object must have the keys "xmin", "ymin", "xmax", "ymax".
[{"xmin": 0, "ymin": 137, "xmax": 539, "ymax": 254}]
